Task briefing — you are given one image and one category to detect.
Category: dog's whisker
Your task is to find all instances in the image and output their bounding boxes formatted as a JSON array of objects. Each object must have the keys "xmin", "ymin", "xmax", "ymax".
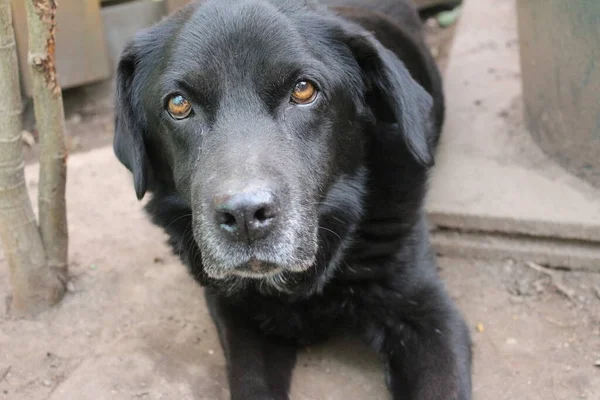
[
  {"xmin": 167, "ymin": 213, "xmax": 193, "ymax": 227},
  {"xmin": 318, "ymin": 226, "xmax": 342, "ymax": 242}
]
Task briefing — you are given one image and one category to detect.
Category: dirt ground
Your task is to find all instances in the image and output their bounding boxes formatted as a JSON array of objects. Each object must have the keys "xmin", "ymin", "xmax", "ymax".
[
  {"xmin": 3, "ymin": 11, "xmax": 599, "ymax": 400},
  {"xmin": 1, "ymin": 146, "xmax": 599, "ymax": 400}
]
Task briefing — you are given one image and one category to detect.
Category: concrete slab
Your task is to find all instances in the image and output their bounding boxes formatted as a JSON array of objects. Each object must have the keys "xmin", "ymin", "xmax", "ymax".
[{"xmin": 425, "ymin": 0, "xmax": 600, "ymax": 267}]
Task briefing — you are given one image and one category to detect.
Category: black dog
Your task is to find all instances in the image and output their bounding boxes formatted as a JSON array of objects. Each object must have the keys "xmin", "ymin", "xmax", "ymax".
[{"xmin": 113, "ymin": 0, "xmax": 471, "ymax": 398}]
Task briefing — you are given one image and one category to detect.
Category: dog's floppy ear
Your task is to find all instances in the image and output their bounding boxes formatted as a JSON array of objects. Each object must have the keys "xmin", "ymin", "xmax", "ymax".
[
  {"xmin": 345, "ymin": 30, "xmax": 434, "ymax": 167},
  {"xmin": 113, "ymin": 43, "xmax": 150, "ymax": 200}
]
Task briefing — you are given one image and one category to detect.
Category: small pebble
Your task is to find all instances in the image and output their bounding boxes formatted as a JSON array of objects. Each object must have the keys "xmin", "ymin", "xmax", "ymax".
[
  {"xmin": 476, "ymin": 323, "xmax": 484, "ymax": 333},
  {"xmin": 70, "ymin": 113, "xmax": 83, "ymax": 125},
  {"xmin": 208, "ymin": 349, "xmax": 215, "ymax": 355},
  {"xmin": 43, "ymin": 380, "xmax": 52, "ymax": 387},
  {"xmin": 506, "ymin": 337, "xmax": 517, "ymax": 345},
  {"xmin": 509, "ymin": 296, "xmax": 524, "ymax": 304},
  {"xmin": 67, "ymin": 281, "xmax": 76, "ymax": 292},
  {"xmin": 594, "ymin": 360, "xmax": 600, "ymax": 367}
]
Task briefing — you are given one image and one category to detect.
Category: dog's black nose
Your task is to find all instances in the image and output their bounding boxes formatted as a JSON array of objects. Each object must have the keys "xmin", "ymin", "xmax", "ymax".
[{"xmin": 213, "ymin": 189, "xmax": 279, "ymax": 243}]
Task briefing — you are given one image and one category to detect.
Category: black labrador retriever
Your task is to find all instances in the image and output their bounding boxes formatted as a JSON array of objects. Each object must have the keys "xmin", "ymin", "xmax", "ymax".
[{"xmin": 113, "ymin": 0, "xmax": 472, "ymax": 398}]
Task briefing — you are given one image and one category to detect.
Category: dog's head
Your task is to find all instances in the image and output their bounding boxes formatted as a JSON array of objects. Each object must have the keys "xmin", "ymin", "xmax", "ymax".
[{"xmin": 114, "ymin": 0, "xmax": 433, "ymax": 289}]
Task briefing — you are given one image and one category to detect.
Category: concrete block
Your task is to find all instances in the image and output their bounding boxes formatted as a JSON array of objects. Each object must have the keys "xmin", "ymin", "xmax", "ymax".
[
  {"xmin": 101, "ymin": 0, "xmax": 167, "ymax": 71},
  {"xmin": 425, "ymin": 0, "xmax": 600, "ymax": 268},
  {"xmin": 517, "ymin": 0, "xmax": 600, "ymax": 188}
]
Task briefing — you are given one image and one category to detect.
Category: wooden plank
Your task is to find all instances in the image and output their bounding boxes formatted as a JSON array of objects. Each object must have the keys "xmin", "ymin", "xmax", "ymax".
[{"xmin": 12, "ymin": 0, "xmax": 111, "ymax": 96}]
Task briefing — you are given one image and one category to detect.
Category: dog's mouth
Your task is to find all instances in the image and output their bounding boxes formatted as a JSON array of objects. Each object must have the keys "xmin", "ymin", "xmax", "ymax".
[
  {"xmin": 225, "ymin": 259, "xmax": 283, "ymax": 278},
  {"xmin": 204, "ymin": 255, "xmax": 316, "ymax": 280}
]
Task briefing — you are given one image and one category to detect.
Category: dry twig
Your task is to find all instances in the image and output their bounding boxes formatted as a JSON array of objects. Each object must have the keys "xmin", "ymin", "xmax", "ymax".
[
  {"xmin": 525, "ymin": 262, "xmax": 576, "ymax": 303},
  {"xmin": 0, "ymin": 365, "xmax": 11, "ymax": 383}
]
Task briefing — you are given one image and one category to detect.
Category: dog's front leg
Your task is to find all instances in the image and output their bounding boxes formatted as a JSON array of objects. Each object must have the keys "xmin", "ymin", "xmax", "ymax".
[
  {"xmin": 205, "ymin": 289, "xmax": 297, "ymax": 400},
  {"xmin": 360, "ymin": 282, "xmax": 472, "ymax": 400}
]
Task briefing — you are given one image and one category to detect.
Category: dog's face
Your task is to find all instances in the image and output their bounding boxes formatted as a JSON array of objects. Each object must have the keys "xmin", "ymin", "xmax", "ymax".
[{"xmin": 114, "ymin": 0, "xmax": 433, "ymax": 289}]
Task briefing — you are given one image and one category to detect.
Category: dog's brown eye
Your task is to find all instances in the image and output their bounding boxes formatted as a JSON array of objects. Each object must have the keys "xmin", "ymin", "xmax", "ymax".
[
  {"xmin": 167, "ymin": 94, "xmax": 192, "ymax": 119},
  {"xmin": 291, "ymin": 80, "xmax": 317, "ymax": 104}
]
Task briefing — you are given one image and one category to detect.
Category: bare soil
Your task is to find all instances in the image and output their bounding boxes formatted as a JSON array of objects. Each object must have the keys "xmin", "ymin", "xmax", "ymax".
[
  {"xmin": 2, "ymin": 146, "xmax": 600, "ymax": 400},
  {"xmin": 1, "ymin": 150, "xmax": 598, "ymax": 399}
]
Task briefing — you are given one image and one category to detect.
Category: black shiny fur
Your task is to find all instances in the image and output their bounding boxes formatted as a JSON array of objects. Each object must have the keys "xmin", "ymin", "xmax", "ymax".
[{"xmin": 114, "ymin": 1, "xmax": 472, "ymax": 398}]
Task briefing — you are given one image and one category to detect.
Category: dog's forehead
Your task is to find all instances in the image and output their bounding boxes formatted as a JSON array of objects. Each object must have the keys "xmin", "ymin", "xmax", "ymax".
[{"xmin": 173, "ymin": 0, "xmax": 310, "ymax": 72}]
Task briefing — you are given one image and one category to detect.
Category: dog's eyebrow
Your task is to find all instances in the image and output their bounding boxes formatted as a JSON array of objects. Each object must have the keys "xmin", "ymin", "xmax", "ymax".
[
  {"xmin": 263, "ymin": 60, "xmax": 327, "ymax": 84},
  {"xmin": 172, "ymin": 79, "xmax": 198, "ymax": 95},
  {"xmin": 162, "ymin": 76, "xmax": 219, "ymax": 107}
]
